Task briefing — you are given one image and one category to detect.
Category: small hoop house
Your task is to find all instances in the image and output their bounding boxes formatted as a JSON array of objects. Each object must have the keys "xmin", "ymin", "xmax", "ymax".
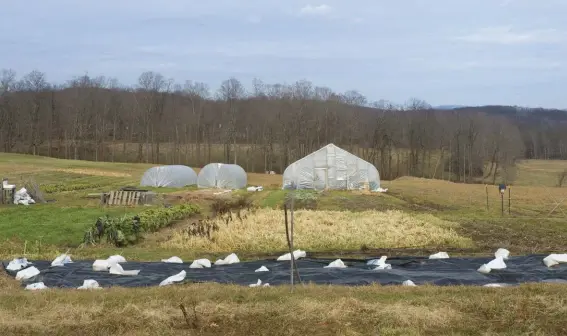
[
  {"xmin": 197, "ymin": 163, "xmax": 247, "ymax": 189},
  {"xmin": 282, "ymin": 143, "xmax": 380, "ymax": 191},
  {"xmin": 140, "ymin": 165, "xmax": 198, "ymax": 188}
]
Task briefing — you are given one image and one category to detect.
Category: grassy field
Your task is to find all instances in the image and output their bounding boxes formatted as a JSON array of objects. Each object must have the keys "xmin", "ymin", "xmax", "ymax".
[{"xmin": 2, "ymin": 153, "xmax": 567, "ymax": 335}]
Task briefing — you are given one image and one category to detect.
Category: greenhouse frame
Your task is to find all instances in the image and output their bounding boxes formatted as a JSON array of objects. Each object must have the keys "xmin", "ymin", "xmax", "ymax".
[
  {"xmin": 197, "ymin": 163, "xmax": 247, "ymax": 189},
  {"xmin": 282, "ymin": 143, "xmax": 380, "ymax": 191},
  {"xmin": 140, "ymin": 165, "xmax": 198, "ymax": 188}
]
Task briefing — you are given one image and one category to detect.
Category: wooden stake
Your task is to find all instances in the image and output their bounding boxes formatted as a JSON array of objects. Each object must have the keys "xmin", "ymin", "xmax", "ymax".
[
  {"xmin": 290, "ymin": 195, "xmax": 302, "ymax": 285},
  {"xmin": 284, "ymin": 203, "xmax": 294, "ymax": 291},
  {"xmin": 508, "ymin": 187, "xmax": 511, "ymax": 215}
]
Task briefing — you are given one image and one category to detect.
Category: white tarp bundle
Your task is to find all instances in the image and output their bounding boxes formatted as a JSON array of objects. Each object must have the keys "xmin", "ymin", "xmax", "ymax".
[
  {"xmin": 282, "ymin": 144, "xmax": 381, "ymax": 191},
  {"xmin": 14, "ymin": 188, "xmax": 35, "ymax": 205},
  {"xmin": 197, "ymin": 163, "xmax": 247, "ymax": 189},
  {"xmin": 140, "ymin": 165, "xmax": 198, "ymax": 188}
]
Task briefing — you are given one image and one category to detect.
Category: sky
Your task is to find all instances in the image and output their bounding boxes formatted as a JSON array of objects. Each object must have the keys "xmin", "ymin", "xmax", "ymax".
[{"xmin": 1, "ymin": 0, "xmax": 567, "ymax": 108}]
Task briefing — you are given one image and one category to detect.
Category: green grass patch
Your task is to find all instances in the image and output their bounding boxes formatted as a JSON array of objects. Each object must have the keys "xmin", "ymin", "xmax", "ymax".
[{"xmin": 0, "ymin": 205, "xmax": 138, "ymax": 247}]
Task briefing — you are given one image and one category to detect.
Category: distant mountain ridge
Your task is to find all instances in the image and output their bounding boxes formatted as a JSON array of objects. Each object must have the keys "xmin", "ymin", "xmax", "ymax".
[{"xmin": 434, "ymin": 105, "xmax": 470, "ymax": 110}]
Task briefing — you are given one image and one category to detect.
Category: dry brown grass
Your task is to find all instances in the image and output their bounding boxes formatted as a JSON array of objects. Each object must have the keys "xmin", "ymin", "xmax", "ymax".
[
  {"xmin": 1, "ymin": 269, "xmax": 566, "ymax": 336},
  {"xmin": 53, "ymin": 168, "xmax": 132, "ymax": 177},
  {"xmin": 162, "ymin": 208, "xmax": 473, "ymax": 252},
  {"xmin": 384, "ymin": 176, "xmax": 567, "ymax": 216}
]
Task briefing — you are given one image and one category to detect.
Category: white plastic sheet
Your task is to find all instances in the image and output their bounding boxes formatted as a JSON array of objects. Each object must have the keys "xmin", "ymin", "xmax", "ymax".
[
  {"xmin": 429, "ymin": 252, "xmax": 450, "ymax": 259},
  {"xmin": 214, "ymin": 253, "xmax": 240, "ymax": 265},
  {"xmin": 255, "ymin": 266, "xmax": 269, "ymax": 272},
  {"xmin": 282, "ymin": 143, "xmax": 380, "ymax": 191},
  {"xmin": 543, "ymin": 254, "xmax": 567, "ymax": 267},
  {"xmin": 25, "ymin": 282, "xmax": 47, "ymax": 290},
  {"xmin": 367, "ymin": 256, "xmax": 392, "ymax": 270},
  {"xmin": 14, "ymin": 187, "xmax": 35, "ymax": 205},
  {"xmin": 78, "ymin": 280, "xmax": 101, "ymax": 290},
  {"xmin": 109, "ymin": 263, "xmax": 140, "ymax": 276},
  {"xmin": 51, "ymin": 254, "xmax": 73, "ymax": 267},
  {"xmin": 478, "ymin": 257, "xmax": 507, "ymax": 274},
  {"xmin": 161, "ymin": 256, "xmax": 183, "ymax": 263},
  {"xmin": 6, "ymin": 258, "xmax": 31, "ymax": 271},
  {"xmin": 495, "ymin": 248, "xmax": 510, "ymax": 260},
  {"xmin": 277, "ymin": 249, "xmax": 307, "ymax": 261},
  {"xmin": 324, "ymin": 259, "xmax": 347, "ymax": 268},
  {"xmin": 197, "ymin": 163, "xmax": 248, "ymax": 189},
  {"xmin": 249, "ymin": 279, "xmax": 270, "ymax": 287},
  {"xmin": 93, "ymin": 255, "xmax": 127, "ymax": 271},
  {"xmin": 189, "ymin": 259, "xmax": 212, "ymax": 268},
  {"xmin": 16, "ymin": 266, "xmax": 40, "ymax": 281},
  {"xmin": 140, "ymin": 165, "xmax": 198, "ymax": 188},
  {"xmin": 159, "ymin": 270, "xmax": 186, "ymax": 286}
]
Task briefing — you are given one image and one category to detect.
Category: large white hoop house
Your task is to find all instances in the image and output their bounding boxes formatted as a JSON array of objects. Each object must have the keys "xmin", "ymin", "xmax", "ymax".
[
  {"xmin": 140, "ymin": 165, "xmax": 198, "ymax": 188},
  {"xmin": 282, "ymin": 144, "xmax": 380, "ymax": 191},
  {"xmin": 197, "ymin": 163, "xmax": 247, "ymax": 189}
]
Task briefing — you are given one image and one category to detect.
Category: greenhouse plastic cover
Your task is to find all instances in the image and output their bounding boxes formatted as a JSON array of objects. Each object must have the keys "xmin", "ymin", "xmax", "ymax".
[
  {"xmin": 283, "ymin": 144, "xmax": 380, "ymax": 190},
  {"xmin": 197, "ymin": 163, "xmax": 247, "ymax": 189},
  {"xmin": 140, "ymin": 165, "xmax": 198, "ymax": 188},
  {"xmin": 4, "ymin": 255, "xmax": 567, "ymax": 288}
]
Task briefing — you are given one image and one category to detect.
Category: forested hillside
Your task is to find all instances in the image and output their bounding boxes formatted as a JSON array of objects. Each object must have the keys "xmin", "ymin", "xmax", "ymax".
[{"xmin": 1, "ymin": 69, "xmax": 566, "ymax": 182}]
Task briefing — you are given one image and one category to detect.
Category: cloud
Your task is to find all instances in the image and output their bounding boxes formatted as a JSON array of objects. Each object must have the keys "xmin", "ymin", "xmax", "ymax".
[
  {"xmin": 455, "ymin": 26, "xmax": 565, "ymax": 44},
  {"xmin": 298, "ymin": 4, "xmax": 333, "ymax": 16}
]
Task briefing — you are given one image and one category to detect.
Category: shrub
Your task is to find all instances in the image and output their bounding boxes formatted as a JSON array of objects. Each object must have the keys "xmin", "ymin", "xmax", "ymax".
[
  {"xmin": 284, "ymin": 190, "xmax": 319, "ymax": 209},
  {"xmin": 82, "ymin": 204, "xmax": 200, "ymax": 247}
]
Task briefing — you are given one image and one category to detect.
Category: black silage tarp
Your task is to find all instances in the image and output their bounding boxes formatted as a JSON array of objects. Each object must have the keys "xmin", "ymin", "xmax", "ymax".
[{"xmin": 3, "ymin": 255, "xmax": 567, "ymax": 289}]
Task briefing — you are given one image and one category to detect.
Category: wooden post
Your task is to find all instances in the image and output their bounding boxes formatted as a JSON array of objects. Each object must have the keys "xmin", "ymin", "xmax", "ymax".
[
  {"xmin": 284, "ymin": 203, "xmax": 294, "ymax": 291},
  {"xmin": 501, "ymin": 192, "xmax": 504, "ymax": 217},
  {"xmin": 508, "ymin": 187, "xmax": 511, "ymax": 215}
]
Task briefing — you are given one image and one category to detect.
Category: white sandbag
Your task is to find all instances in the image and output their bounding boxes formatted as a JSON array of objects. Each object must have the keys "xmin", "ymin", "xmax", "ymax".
[
  {"xmin": 494, "ymin": 248, "xmax": 510, "ymax": 260},
  {"xmin": 277, "ymin": 249, "xmax": 306, "ymax": 261},
  {"xmin": 429, "ymin": 252, "xmax": 450, "ymax": 259},
  {"xmin": 367, "ymin": 256, "xmax": 388, "ymax": 266},
  {"xmin": 6, "ymin": 258, "xmax": 31, "ymax": 271},
  {"xmin": 368, "ymin": 256, "xmax": 392, "ymax": 269},
  {"xmin": 159, "ymin": 270, "xmax": 186, "ymax": 286},
  {"xmin": 189, "ymin": 259, "xmax": 212, "ymax": 268},
  {"xmin": 109, "ymin": 263, "xmax": 140, "ymax": 276},
  {"xmin": 249, "ymin": 279, "xmax": 270, "ymax": 287},
  {"xmin": 93, "ymin": 259, "xmax": 110, "ymax": 271},
  {"xmin": 16, "ymin": 266, "xmax": 40, "ymax": 281},
  {"xmin": 214, "ymin": 253, "xmax": 240, "ymax": 265},
  {"xmin": 483, "ymin": 283, "xmax": 509, "ymax": 287},
  {"xmin": 255, "ymin": 266, "xmax": 269, "ymax": 272},
  {"xmin": 486, "ymin": 257, "xmax": 507, "ymax": 270},
  {"xmin": 161, "ymin": 256, "xmax": 183, "ymax": 263},
  {"xmin": 51, "ymin": 254, "xmax": 73, "ymax": 267},
  {"xmin": 543, "ymin": 254, "xmax": 567, "ymax": 267},
  {"xmin": 402, "ymin": 280, "xmax": 416, "ymax": 286},
  {"xmin": 78, "ymin": 280, "xmax": 101, "ymax": 289},
  {"xmin": 25, "ymin": 282, "xmax": 47, "ymax": 290},
  {"xmin": 478, "ymin": 257, "xmax": 507, "ymax": 274},
  {"xmin": 324, "ymin": 259, "xmax": 347, "ymax": 268},
  {"xmin": 107, "ymin": 255, "xmax": 126, "ymax": 264}
]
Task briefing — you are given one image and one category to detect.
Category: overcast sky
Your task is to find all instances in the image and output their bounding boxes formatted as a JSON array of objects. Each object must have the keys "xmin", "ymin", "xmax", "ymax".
[{"xmin": 2, "ymin": 0, "xmax": 566, "ymax": 108}]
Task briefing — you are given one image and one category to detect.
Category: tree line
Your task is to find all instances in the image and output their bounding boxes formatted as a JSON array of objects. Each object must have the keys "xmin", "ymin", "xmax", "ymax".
[{"xmin": 1, "ymin": 69, "xmax": 566, "ymax": 183}]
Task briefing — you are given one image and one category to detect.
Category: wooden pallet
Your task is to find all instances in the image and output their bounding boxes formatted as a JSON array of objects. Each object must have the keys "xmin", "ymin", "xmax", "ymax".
[
  {"xmin": 106, "ymin": 190, "xmax": 142, "ymax": 206},
  {"xmin": 0, "ymin": 187, "xmax": 15, "ymax": 205}
]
